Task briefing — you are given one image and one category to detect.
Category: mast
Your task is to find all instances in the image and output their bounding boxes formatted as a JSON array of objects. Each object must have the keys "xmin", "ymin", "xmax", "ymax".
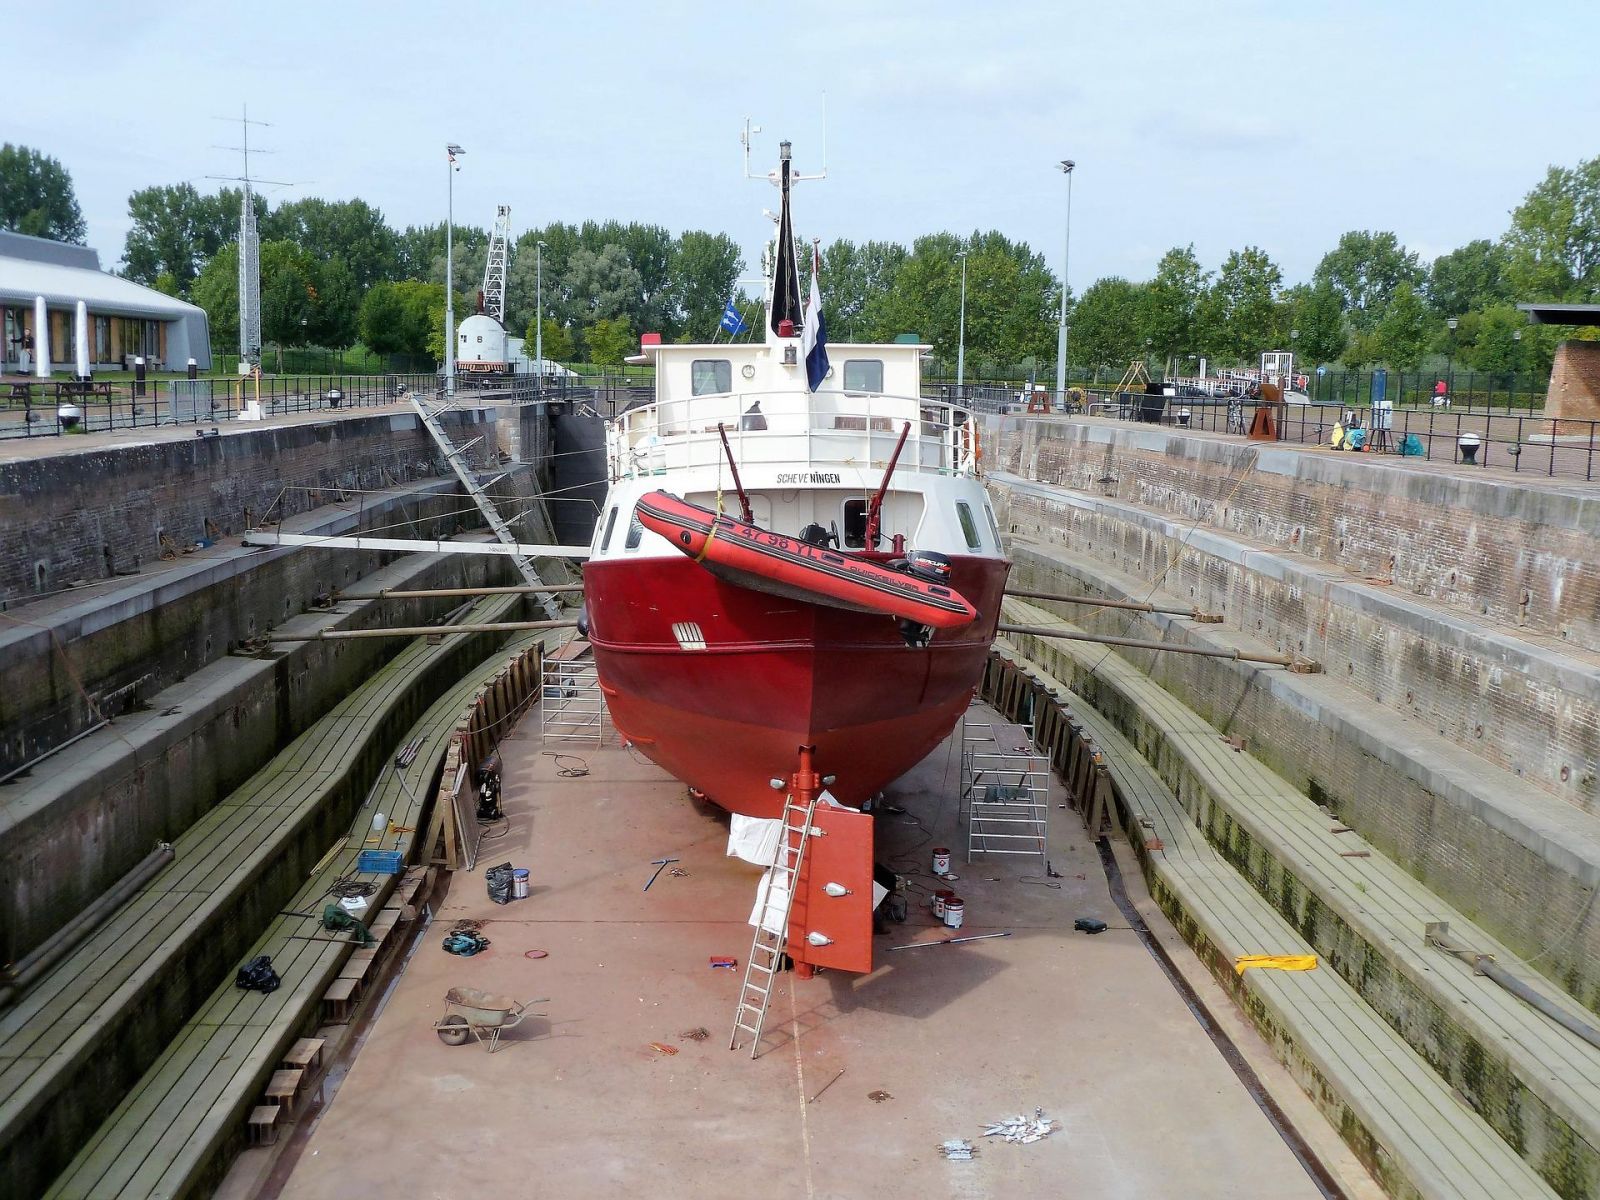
[{"xmin": 768, "ymin": 141, "xmax": 803, "ymax": 338}]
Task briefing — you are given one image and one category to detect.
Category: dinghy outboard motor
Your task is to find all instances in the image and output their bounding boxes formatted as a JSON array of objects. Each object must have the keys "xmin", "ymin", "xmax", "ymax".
[
  {"xmin": 797, "ymin": 523, "xmax": 836, "ymax": 548},
  {"xmin": 905, "ymin": 550, "xmax": 952, "ymax": 584},
  {"xmin": 892, "ymin": 552, "xmax": 954, "ymax": 648}
]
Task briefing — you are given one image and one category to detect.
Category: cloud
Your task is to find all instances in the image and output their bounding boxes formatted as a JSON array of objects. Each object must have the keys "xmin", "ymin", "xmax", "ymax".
[{"xmin": 1134, "ymin": 109, "xmax": 1292, "ymax": 155}]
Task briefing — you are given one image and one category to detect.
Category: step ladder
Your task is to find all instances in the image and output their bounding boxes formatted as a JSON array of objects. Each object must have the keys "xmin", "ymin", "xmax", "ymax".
[
  {"xmin": 728, "ymin": 792, "xmax": 823, "ymax": 1058},
  {"xmin": 411, "ymin": 397, "xmax": 562, "ymax": 620}
]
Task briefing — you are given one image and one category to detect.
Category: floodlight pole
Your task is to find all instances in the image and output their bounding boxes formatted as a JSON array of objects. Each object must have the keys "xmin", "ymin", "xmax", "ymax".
[
  {"xmin": 956, "ymin": 250, "xmax": 968, "ymax": 393},
  {"xmin": 1055, "ymin": 159, "xmax": 1075, "ymax": 407},
  {"xmin": 445, "ymin": 143, "xmax": 464, "ymax": 398},
  {"xmin": 536, "ymin": 239, "xmax": 547, "ymax": 388}
]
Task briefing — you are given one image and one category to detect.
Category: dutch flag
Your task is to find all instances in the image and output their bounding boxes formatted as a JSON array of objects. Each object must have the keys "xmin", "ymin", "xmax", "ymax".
[{"xmin": 802, "ymin": 244, "xmax": 829, "ymax": 392}]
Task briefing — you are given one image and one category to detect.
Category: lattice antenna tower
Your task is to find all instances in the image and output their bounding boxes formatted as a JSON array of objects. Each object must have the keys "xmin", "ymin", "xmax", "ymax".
[
  {"xmin": 208, "ymin": 106, "xmax": 289, "ymax": 367},
  {"xmin": 482, "ymin": 205, "xmax": 511, "ymax": 326}
]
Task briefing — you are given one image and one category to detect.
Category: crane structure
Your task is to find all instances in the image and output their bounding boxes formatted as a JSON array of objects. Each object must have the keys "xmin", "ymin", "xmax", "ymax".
[{"xmin": 482, "ymin": 205, "xmax": 511, "ymax": 326}]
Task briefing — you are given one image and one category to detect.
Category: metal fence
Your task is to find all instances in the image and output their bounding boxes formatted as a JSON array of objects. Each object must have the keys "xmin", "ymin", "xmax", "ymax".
[
  {"xmin": 213, "ymin": 348, "xmax": 436, "ymax": 376},
  {"xmin": 0, "ymin": 371, "xmax": 597, "ymax": 440},
  {"xmin": 1306, "ymin": 369, "xmax": 1547, "ymax": 415},
  {"xmin": 927, "ymin": 368, "xmax": 1550, "ymax": 418},
  {"xmin": 1082, "ymin": 393, "xmax": 1599, "ymax": 481},
  {"xmin": 0, "ymin": 374, "xmax": 439, "ymax": 439}
]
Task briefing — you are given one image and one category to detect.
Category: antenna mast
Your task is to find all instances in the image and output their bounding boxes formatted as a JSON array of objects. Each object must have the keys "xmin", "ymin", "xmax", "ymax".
[{"xmin": 209, "ymin": 106, "xmax": 287, "ymax": 369}]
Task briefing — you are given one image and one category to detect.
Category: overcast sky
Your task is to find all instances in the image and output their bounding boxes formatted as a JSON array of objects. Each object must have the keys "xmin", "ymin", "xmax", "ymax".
[{"xmin": 10, "ymin": 1, "xmax": 1599, "ymax": 291}]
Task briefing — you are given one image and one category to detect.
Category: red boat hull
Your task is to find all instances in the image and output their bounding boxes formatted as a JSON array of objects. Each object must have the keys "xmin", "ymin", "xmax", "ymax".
[{"xmin": 584, "ymin": 554, "xmax": 1009, "ymax": 819}]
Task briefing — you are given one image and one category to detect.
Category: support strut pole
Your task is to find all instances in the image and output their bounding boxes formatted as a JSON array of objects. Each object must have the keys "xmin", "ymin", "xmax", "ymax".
[
  {"xmin": 1004, "ymin": 587, "xmax": 1211, "ymax": 620},
  {"xmin": 997, "ymin": 622, "xmax": 1296, "ymax": 667},
  {"xmin": 716, "ymin": 422, "xmax": 755, "ymax": 525},
  {"xmin": 264, "ymin": 619, "xmax": 578, "ymax": 643},
  {"xmin": 337, "ymin": 584, "xmax": 586, "ymax": 601},
  {"xmin": 864, "ymin": 421, "xmax": 911, "ymax": 549}
]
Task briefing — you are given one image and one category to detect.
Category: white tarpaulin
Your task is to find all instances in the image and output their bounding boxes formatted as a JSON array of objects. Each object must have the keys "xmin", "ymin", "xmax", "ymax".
[{"xmin": 726, "ymin": 813, "xmax": 783, "ymax": 867}]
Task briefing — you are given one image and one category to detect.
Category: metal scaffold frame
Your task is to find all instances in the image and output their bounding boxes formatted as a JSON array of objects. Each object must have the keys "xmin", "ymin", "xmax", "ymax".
[
  {"xmin": 540, "ymin": 654, "xmax": 608, "ymax": 744},
  {"xmin": 960, "ymin": 706, "xmax": 1049, "ymax": 865}
]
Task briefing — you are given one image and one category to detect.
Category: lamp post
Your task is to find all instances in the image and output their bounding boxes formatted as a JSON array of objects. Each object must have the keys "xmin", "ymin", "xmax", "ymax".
[
  {"xmin": 1446, "ymin": 316, "xmax": 1458, "ymax": 396},
  {"xmin": 955, "ymin": 249, "xmax": 968, "ymax": 394},
  {"xmin": 536, "ymin": 239, "xmax": 547, "ymax": 387},
  {"xmin": 1054, "ymin": 159, "xmax": 1075, "ymax": 407},
  {"xmin": 445, "ymin": 143, "xmax": 464, "ymax": 397},
  {"xmin": 1513, "ymin": 328, "xmax": 1523, "ymax": 407}
]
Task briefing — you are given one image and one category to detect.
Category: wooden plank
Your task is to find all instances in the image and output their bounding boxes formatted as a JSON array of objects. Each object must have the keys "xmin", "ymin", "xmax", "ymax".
[{"xmin": 29, "ymin": 626, "xmax": 547, "ymax": 1200}]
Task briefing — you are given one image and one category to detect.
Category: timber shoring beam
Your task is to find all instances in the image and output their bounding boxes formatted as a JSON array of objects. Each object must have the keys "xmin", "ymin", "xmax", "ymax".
[
  {"xmin": 1003, "ymin": 588, "xmax": 1220, "ymax": 622},
  {"xmin": 996, "ymin": 622, "xmax": 1300, "ymax": 669},
  {"xmin": 264, "ymin": 619, "xmax": 579, "ymax": 643},
  {"xmin": 337, "ymin": 584, "xmax": 586, "ymax": 600}
]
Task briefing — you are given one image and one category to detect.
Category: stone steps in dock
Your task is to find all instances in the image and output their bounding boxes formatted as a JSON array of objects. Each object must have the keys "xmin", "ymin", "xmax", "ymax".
[{"xmin": 997, "ymin": 595, "xmax": 1600, "ymax": 1198}]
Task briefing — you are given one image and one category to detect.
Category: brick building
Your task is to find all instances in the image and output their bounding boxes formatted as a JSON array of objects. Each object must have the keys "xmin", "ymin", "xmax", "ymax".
[
  {"xmin": 0, "ymin": 230, "xmax": 212, "ymax": 374},
  {"xmin": 1518, "ymin": 302, "xmax": 1600, "ymax": 422}
]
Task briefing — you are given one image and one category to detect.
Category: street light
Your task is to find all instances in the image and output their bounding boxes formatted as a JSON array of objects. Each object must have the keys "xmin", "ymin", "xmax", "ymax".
[
  {"xmin": 1055, "ymin": 159, "xmax": 1075, "ymax": 407},
  {"xmin": 536, "ymin": 239, "xmax": 547, "ymax": 387},
  {"xmin": 445, "ymin": 142, "xmax": 465, "ymax": 397},
  {"xmin": 1513, "ymin": 328, "xmax": 1523, "ymax": 404},
  {"xmin": 1446, "ymin": 316, "xmax": 1458, "ymax": 392},
  {"xmin": 955, "ymin": 249, "xmax": 969, "ymax": 394}
]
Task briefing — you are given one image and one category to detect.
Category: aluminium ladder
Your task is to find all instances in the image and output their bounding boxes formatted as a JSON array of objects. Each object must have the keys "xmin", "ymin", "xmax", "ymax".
[
  {"xmin": 728, "ymin": 792, "xmax": 824, "ymax": 1057},
  {"xmin": 411, "ymin": 396, "xmax": 563, "ymax": 621}
]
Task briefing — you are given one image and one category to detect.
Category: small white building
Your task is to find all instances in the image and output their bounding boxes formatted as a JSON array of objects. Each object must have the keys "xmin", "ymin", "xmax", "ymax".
[{"xmin": 0, "ymin": 230, "xmax": 212, "ymax": 373}]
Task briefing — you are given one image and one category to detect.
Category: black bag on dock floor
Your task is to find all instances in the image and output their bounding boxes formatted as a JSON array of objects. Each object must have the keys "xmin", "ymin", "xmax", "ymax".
[
  {"xmin": 486, "ymin": 862, "xmax": 515, "ymax": 906},
  {"xmin": 235, "ymin": 954, "xmax": 281, "ymax": 994}
]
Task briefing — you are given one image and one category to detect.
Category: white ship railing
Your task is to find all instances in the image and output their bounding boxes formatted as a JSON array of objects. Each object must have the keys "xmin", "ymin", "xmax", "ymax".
[{"xmin": 606, "ymin": 390, "xmax": 980, "ymax": 483}]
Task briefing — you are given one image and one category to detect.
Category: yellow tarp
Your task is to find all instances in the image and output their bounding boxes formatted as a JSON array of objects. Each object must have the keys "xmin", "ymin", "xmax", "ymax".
[{"xmin": 1234, "ymin": 954, "xmax": 1319, "ymax": 975}]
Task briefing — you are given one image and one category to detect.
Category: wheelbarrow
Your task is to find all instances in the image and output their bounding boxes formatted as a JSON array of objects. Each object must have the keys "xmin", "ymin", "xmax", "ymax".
[{"xmin": 433, "ymin": 986, "xmax": 546, "ymax": 1053}]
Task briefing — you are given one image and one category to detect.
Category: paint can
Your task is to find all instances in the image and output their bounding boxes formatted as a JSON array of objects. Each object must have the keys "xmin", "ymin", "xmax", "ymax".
[
  {"xmin": 933, "ymin": 888, "xmax": 955, "ymax": 919},
  {"xmin": 512, "ymin": 868, "xmax": 530, "ymax": 900},
  {"xmin": 932, "ymin": 847, "xmax": 951, "ymax": 876},
  {"xmin": 943, "ymin": 897, "xmax": 965, "ymax": 929}
]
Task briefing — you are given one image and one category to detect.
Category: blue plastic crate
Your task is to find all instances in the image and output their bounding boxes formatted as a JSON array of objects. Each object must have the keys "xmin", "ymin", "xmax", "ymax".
[{"xmin": 357, "ymin": 849, "xmax": 404, "ymax": 875}]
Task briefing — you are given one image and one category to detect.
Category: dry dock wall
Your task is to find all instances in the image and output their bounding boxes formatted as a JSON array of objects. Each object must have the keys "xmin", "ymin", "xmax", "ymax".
[
  {"xmin": 0, "ymin": 482, "xmax": 472, "ymax": 775},
  {"xmin": 0, "ymin": 550, "xmax": 517, "ymax": 967},
  {"xmin": 1001, "ymin": 418, "xmax": 1600, "ymax": 654},
  {"xmin": 984, "ymin": 420, "xmax": 1600, "ymax": 1012},
  {"xmin": 993, "ymin": 419, "xmax": 1600, "ymax": 805},
  {"xmin": 0, "ymin": 406, "xmax": 503, "ymax": 603}
]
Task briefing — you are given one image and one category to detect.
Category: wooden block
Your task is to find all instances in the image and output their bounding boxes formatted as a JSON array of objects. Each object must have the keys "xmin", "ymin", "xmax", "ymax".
[
  {"xmin": 322, "ymin": 977, "xmax": 359, "ymax": 1024},
  {"xmin": 282, "ymin": 1037, "xmax": 325, "ymax": 1074},
  {"xmin": 264, "ymin": 1069, "xmax": 304, "ymax": 1116},
  {"xmin": 247, "ymin": 1104, "xmax": 281, "ymax": 1146}
]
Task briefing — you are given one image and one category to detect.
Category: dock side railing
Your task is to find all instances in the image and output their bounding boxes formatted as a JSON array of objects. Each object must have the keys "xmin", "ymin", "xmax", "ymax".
[{"xmin": 1077, "ymin": 394, "xmax": 1599, "ymax": 481}]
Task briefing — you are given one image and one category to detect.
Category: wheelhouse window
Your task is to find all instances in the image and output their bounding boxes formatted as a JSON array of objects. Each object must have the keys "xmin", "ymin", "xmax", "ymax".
[
  {"xmin": 691, "ymin": 359, "xmax": 732, "ymax": 396},
  {"xmin": 625, "ymin": 509, "xmax": 644, "ymax": 550},
  {"xmin": 600, "ymin": 506, "xmax": 620, "ymax": 553},
  {"xmin": 983, "ymin": 502, "xmax": 1003, "ymax": 552},
  {"xmin": 843, "ymin": 498, "xmax": 869, "ymax": 548},
  {"xmin": 842, "ymin": 359, "xmax": 883, "ymax": 393},
  {"xmin": 955, "ymin": 501, "xmax": 983, "ymax": 551}
]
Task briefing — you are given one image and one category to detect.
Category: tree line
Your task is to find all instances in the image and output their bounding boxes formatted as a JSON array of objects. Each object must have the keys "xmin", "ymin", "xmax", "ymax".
[
  {"xmin": 1063, "ymin": 156, "xmax": 1600, "ymax": 382},
  {"xmin": 3, "ymin": 143, "xmax": 1598, "ymax": 375}
]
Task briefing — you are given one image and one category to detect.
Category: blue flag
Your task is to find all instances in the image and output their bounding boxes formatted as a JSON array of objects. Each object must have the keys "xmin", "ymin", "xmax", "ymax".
[
  {"xmin": 719, "ymin": 300, "xmax": 748, "ymax": 335},
  {"xmin": 803, "ymin": 246, "xmax": 829, "ymax": 391}
]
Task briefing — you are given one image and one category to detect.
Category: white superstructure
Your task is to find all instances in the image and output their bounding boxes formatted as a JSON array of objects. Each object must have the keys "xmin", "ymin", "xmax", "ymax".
[{"xmin": 594, "ymin": 336, "xmax": 1005, "ymax": 566}]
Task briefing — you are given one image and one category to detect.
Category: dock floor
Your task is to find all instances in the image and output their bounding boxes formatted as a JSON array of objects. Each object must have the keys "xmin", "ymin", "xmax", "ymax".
[{"xmin": 273, "ymin": 707, "xmax": 1353, "ymax": 1199}]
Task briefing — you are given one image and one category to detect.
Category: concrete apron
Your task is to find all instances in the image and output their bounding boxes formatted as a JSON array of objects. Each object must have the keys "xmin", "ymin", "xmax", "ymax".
[{"xmin": 276, "ymin": 712, "xmax": 1333, "ymax": 1200}]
